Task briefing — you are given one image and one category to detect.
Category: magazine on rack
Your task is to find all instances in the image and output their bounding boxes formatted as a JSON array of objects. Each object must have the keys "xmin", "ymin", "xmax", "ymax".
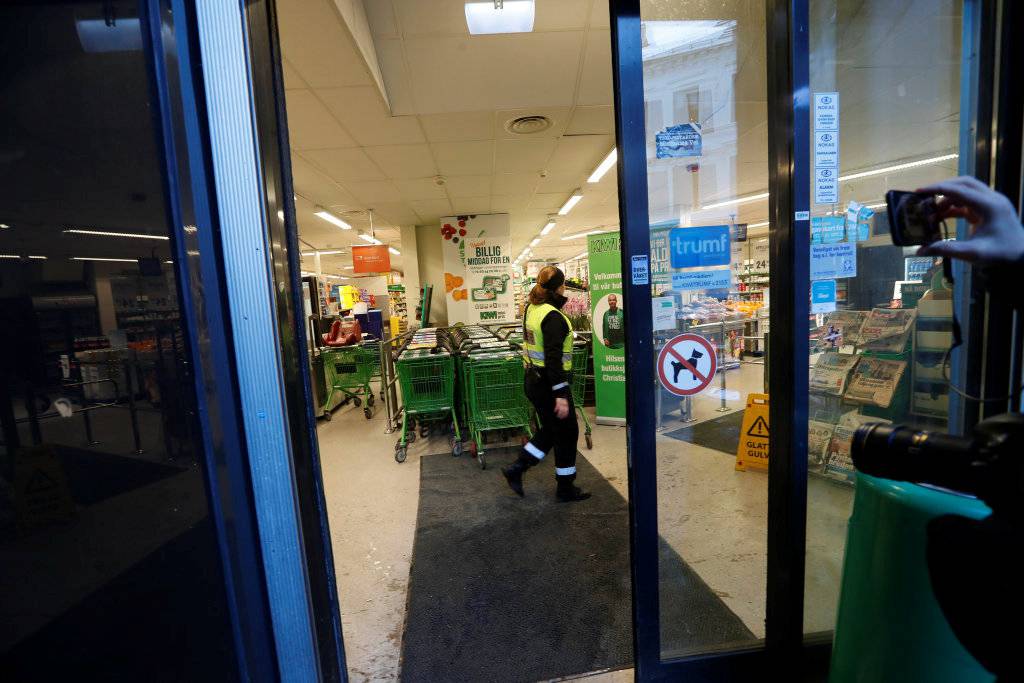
[
  {"xmin": 858, "ymin": 308, "xmax": 917, "ymax": 353},
  {"xmin": 824, "ymin": 410, "xmax": 891, "ymax": 482},
  {"xmin": 808, "ymin": 419, "xmax": 836, "ymax": 469},
  {"xmin": 815, "ymin": 310, "xmax": 868, "ymax": 350},
  {"xmin": 845, "ymin": 356, "xmax": 908, "ymax": 408},
  {"xmin": 809, "ymin": 352, "xmax": 860, "ymax": 396}
]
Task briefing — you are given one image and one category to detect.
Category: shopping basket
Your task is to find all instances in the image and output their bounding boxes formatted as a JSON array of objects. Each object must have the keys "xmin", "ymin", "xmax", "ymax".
[
  {"xmin": 394, "ymin": 349, "xmax": 461, "ymax": 463},
  {"xmin": 571, "ymin": 343, "xmax": 594, "ymax": 449},
  {"xmin": 322, "ymin": 344, "xmax": 377, "ymax": 420},
  {"xmin": 464, "ymin": 353, "xmax": 533, "ymax": 469}
]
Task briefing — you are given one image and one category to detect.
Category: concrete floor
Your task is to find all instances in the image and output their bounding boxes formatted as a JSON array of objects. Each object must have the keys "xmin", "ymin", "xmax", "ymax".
[{"xmin": 317, "ymin": 363, "xmax": 853, "ymax": 681}]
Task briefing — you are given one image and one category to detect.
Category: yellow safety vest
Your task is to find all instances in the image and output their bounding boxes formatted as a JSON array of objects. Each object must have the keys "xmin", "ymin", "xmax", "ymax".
[{"xmin": 523, "ymin": 303, "xmax": 573, "ymax": 371}]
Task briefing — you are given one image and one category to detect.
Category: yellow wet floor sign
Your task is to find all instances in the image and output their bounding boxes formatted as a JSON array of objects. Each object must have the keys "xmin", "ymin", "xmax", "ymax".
[{"xmin": 736, "ymin": 393, "xmax": 769, "ymax": 471}]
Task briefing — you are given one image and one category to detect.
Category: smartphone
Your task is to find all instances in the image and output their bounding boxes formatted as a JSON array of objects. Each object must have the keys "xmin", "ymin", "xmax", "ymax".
[{"xmin": 886, "ymin": 190, "xmax": 942, "ymax": 246}]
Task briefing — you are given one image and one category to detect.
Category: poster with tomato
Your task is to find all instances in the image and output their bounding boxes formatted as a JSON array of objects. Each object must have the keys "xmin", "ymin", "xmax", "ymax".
[{"xmin": 440, "ymin": 213, "xmax": 512, "ymax": 324}]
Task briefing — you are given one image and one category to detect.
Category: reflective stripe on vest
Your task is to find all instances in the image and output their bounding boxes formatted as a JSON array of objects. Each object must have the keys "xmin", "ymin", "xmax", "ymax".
[{"xmin": 522, "ymin": 302, "xmax": 573, "ymax": 371}]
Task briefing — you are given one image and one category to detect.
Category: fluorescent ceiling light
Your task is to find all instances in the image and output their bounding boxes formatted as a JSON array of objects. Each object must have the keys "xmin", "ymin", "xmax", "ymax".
[
  {"xmin": 0, "ymin": 223, "xmax": 9, "ymax": 229},
  {"xmin": 72, "ymin": 256, "xmax": 139, "ymax": 263},
  {"xmin": 747, "ymin": 221, "xmax": 770, "ymax": 229},
  {"xmin": 164, "ymin": 260, "xmax": 174, "ymax": 264},
  {"xmin": 358, "ymin": 234, "xmax": 382, "ymax": 245},
  {"xmin": 700, "ymin": 192, "xmax": 770, "ymax": 212},
  {"xmin": 558, "ymin": 190, "xmax": 584, "ymax": 216},
  {"xmin": 540, "ymin": 220, "xmax": 555, "ymax": 236},
  {"xmin": 465, "ymin": 0, "xmax": 534, "ymax": 35},
  {"xmin": 64, "ymin": 228, "xmax": 169, "ymax": 241},
  {"xmin": 587, "ymin": 148, "xmax": 618, "ymax": 183},
  {"xmin": 864, "ymin": 201, "xmax": 887, "ymax": 210},
  {"xmin": 0, "ymin": 254, "xmax": 20, "ymax": 259},
  {"xmin": 314, "ymin": 209, "xmax": 351, "ymax": 230},
  {"xmin": 389, "ymin": 247, "xmax": 401, "ymax": 256},
  {"xmin": 300, "ymin": 249, "xmax": 344, "ymax": 256},
  {"xmin": 530, "ymin": 237, "xmax": 541, "ymax": 247},
  {"xmin": 560, "ymin": 229, "xmax": 605, "ymax": 241},
  {"xmin": 839, "ymin": 153, "xmax": 958, "ymax": 182},
  {"xmin": 28, "ymin": 255, "xmax": 47, "ymax": 260}
]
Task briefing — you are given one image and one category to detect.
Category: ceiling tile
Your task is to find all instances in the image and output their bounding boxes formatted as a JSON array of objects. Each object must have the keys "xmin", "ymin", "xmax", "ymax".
[
  {"xmin": 495, "ymin": 138, "xmax": 557, "ymax": 173},
  {"xmin": 537, "ymin": 173, "xmax": 582, "ymax": 194},
  {"xmin": 419, "ymin": 111, "xmax": 494, "ymax": 142},
  {"xmin": 492, "ymin": 172, "xmax": 539, "ymax": 195},
  {"xmin": 534, "ymin": 0, "xmax": 591, "ymax": 31},
  {"xmin": 346, "ymin": 180, "xmax": 403, "ymax": 203},
  {"xmin": 276, "ymin": 0, "xmax": 373, "ymax": 88},
  {"xmin": 281, "ymin": 59, "xmax": 308, "ymax": 90},
  {"xmin": 576, "ymin": 29, "xmax": 613, "ymax": 106},
  {"xmin": 364, "ymin": 144, "xmax": 437, "ymax": 178},
  {"xmin": 444, "ymin": 175, "xmax": 491, "ymax": 197},
  {"xmin": 528, "ymin": 193, "xmax": 567, "ymax": 211},
  {"xmin": 490, "ymin": 195, "xmax": 531, "ymax": 212},
  {"xmin": 449, "ymin": 197, "xmax": 491, "ymax": 215},
  {"xmin": 409, "ymin": 198, "xmax": 454, "ymax": 223},
  {"xmin": 393, "ymin": 178, "xmax": 447, "ymax": 200},
  {"xmin": 303, "ymin": 147, "xmax": 384, "ymax": 182},
  {"xmin": 284, "ymin": 90, "xmax": 356, "ymax": 150},
  {"xmin": 368, "ymin": 202, "xmax": 421, "ymax": 226},
  {"xmin": 430, "ymin": 140, "xmax": 494, "ymax": 175},
  {"xmin": 364, "ymin": 0, "xmax": 398, "ymax": 36},
  {"xmin": 566, "ymin": 106, "xmax": 615, "ymax": 135},
  {"xmin": 494, "ymin": 107, "xmax": 570, "ymax": 140},
  {"xmin": 589, "ymin": 0, "xmax": 610, "ymax": 28},
  {"xmin": 390, "ymin": 0, "xmax": 467, "ymax": 36},
  {"xmin": 545, "ymin": 133, "xmax": 615, "ymax": 175},
  {"xmin": 373, "ymin": 38, "xmax": 417, "ymax": 116},
  {"xmin": 291, "ymin": 154, "xmax": 361, "ymax": 208},
  {"xmin": 318, "ymin": 86, "xmax": 426, "ymax": 146}
]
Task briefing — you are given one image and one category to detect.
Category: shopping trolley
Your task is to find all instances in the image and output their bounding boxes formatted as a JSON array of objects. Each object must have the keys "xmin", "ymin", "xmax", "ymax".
[
  {"xmin": 463, "ymin": 352, "xmax": 533, "ymax": 470},
  {"xmin": 571, "ymin": 342, "xmax": 594, "ymax": 449},
  {"xmin": 322, "ymin": 344, "xmax": 377, "ymax": 420},
  {"xmin": 394, "ymin": 349, "xmax": 461, "ymax": 463}
]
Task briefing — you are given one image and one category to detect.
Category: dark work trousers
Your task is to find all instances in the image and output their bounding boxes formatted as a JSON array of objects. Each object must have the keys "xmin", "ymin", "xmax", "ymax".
[{"xmin": 523, "ymin": 367, "xmax": 579, "ymax": 475}]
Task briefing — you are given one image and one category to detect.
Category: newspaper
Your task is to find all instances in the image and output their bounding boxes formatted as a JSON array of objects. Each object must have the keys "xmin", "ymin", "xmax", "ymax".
[
  {"xmin": 809, "ymin": 352, "xmax": 860, "ymax": 396},
  {"xmin": 824, "ymin": 410, "xmax": 890, "ymax": 482},
  {"xmin": 808, "ymin": 419, "xmax": 836, "ymax": 470},
  {"xmin": 858, "ymin": 308, "xmax": 916, "ymax": 353},
  {"xmin": 815, "ymin": 310, "xmax": 868, "ymax": 349},
  {"xmin": 845, "ymin": 357, "xmax": 907, "ymax": 408}
]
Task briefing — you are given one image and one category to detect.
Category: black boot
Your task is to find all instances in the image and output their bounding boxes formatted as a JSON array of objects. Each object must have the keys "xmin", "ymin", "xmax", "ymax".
[
  {"xmin": 556, "ymin": 474, "xmax": 591, "ymax": 503},
  {"xmin": 502, "ymin": 451, "xmax": 540, "ymax": 497}
]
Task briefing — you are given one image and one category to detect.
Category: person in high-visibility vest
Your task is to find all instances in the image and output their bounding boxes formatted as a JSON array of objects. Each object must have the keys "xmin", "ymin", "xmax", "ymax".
[{"xmin": 503, "ymin": 266, "xmax": 590, "ymax": 502}]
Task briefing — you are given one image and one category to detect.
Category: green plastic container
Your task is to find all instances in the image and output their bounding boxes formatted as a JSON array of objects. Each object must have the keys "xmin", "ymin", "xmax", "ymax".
[{"xmin": 830, "ymin": 474, "xmax": 994, "ymax": 683}]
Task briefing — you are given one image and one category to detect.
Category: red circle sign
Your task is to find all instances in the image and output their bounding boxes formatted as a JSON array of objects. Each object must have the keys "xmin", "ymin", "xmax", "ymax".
[{"xmin": 657, "ymin": 333, "xmax": 718, "ymax": 396}]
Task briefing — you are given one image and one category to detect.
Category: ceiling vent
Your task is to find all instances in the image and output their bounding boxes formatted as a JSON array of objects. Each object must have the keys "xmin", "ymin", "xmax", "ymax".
[{"xmin": 505, "ymin": 115, "xmax": 552, "ymax": 135}]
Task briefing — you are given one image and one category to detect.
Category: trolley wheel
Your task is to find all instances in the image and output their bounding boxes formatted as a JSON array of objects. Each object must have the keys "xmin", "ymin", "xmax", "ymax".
[
  {"xmin": 395, "ymin": 447, "xmax": 407, "ymax": 463},
  {"xmin": 408, "ymin": 431, "xmax": 417, "ymax": 443},
  {"xmin": 323, "ymin": 410, "xmax": 332, "ymax": 422},
  {"xmin": 585, "ymin": 433, "xmax": 593, "ymax": 450},
  {"xmin": 451, "ymin": 440, "xmax": 463, "ymax": 457},
  {"xmin": 364, "ymin": 407, "xmax": 373, "ymax": 420},
  {"xmin": 368, "ymin": 394, "xmax": 375, "ymax": 407},
  {"xmin": 478, "ymin": 454, "xmax": 487, "ymax": 470},
  {"xmin": 353, "ymin": 397, "xmax": 362, "ymax": 407}
]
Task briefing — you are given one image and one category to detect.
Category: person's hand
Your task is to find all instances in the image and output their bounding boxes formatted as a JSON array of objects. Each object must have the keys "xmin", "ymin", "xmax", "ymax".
[
  {"xmin": 603, "ymin": 338, "xmax": 611, "ymax": 347},
  {"xmin": 916, "ymin": 176, "xmax": 1024, "ymax": 265},
  {"xmin": 554, "ymin": 397, "xmax": 570, "ymax": 419}
]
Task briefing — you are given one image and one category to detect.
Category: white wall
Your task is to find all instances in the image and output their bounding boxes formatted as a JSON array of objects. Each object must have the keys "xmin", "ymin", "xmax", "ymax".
[{"xmin": 414, "ymin": 224, "xmax": 447, "ymax": 326}]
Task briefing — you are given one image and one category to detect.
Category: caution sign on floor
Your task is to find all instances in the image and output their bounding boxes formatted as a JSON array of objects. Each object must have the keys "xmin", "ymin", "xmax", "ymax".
[
  {"xmin": 735, "ymin": 393, "xmax": 769, "ymax": 471},
  {"xmin": 13, "ymin": 445, "xmax": 76, "ymax": 534}
]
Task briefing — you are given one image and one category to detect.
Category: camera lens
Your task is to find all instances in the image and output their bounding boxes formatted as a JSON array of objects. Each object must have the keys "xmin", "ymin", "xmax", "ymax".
[{"xmin": 851, "ymin": 423, "xmax": 976, "ymax": 491}]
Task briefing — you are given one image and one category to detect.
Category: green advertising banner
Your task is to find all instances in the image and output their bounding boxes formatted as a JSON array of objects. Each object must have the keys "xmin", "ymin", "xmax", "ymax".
[{"xmin": 588, "ymin": 233, "xmax": 626, "ymax": 424}]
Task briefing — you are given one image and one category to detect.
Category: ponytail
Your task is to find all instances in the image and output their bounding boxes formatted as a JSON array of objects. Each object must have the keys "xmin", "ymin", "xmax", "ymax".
[{"xmin": 529, "ymin": 265, "xmax": 566, "ymax": 305}]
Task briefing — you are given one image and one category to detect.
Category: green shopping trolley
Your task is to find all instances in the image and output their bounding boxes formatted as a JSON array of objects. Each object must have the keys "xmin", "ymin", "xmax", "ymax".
[
  {"xmin": 571, "ymin": 343, "xmax": 593, "ymax": 449},
  {"xmin": 464, "ymin": 352, "xmax": 533, "ymax": 470},
  {"xmin": 394, "ymin": 349, "xmax": 460, "ymax": 463},
  {"xmin": 322, "ymin": 344, "xmax": 377, "ymax": 420}
]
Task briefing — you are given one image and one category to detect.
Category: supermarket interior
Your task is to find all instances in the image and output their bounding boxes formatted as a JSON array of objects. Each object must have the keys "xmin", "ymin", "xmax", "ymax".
[{"xmin": 0, "ymin": 0, "xmax": 967, "ymax": 681}]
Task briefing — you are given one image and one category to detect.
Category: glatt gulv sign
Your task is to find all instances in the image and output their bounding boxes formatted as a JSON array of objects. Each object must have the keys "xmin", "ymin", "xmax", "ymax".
[{"xmin": 668, "ymin": 225, "xmax": 731, "ymax": 268}]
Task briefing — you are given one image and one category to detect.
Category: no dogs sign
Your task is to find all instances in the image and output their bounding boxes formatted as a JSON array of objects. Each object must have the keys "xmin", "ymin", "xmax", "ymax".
[{"xmin": 657, "ymin": 333, "xmax": 717, "ymax": 396}]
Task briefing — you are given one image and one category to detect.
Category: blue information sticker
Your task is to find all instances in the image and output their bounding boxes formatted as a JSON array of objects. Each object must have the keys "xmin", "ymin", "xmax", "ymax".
[
  {"xmin": 671, "ymin": 268, "xmax": 731, "ymax": 291},
  {"xmin": 668, "ymin": 225, "xmax": 731, "ymax": 269},
  {"xmin": 655, "ymin": 123, "xmax": 702, "ymax": 158},
  {"xmin": 810, "ymin": 279, "xmax": 837, "ymax": 313}
]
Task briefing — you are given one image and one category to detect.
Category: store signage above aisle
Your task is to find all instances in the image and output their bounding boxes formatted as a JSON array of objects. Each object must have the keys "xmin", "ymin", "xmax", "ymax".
[
  {"xmin": 440, "ymin": 214, "xmax": 512, "ymax": 324},
  {"xmin": 657, "ymin": 333, "xmax": 717, "ymax": 397},
  {"xmin": 735, "ymin": 394, "xmax": 770, "ymax": 471},
  {"xmin": 669, "ymin": 225, "xmax": 730, "ymax": 268},
  {"xmin": 813, "ymin": 92, "xmax": 840, "ymax": 205},
  {"xmin": 811, "ymin": 280, "xmax": 838, "ymax": 314},
  {"xmin": 671, "ymin": 268, "xmax": 731, "ymax": 291},
  {"xmin": 811, "ymin": 242, "xmax": 857, "ymax": 280},
  {"xmin": 352, "ymin": 244, "xmax": 390, "ymax": 273},
  {"xmin": 655, "ymin": 122, "xmax": 702, "ymax": 158}
]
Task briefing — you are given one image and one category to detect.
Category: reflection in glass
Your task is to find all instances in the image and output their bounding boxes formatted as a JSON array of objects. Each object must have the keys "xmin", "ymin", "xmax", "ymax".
[
  {"xmin": 0, "ymin": 3, "xmax": 236, "ymax": 678},
  {"xmin": 641, "ymin": 0, "xmax": 769, "ymax": 658}
]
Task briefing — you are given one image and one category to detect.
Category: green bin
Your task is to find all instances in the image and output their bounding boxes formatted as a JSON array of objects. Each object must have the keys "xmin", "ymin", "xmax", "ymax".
[{"xmin": 830, "ymin": 474, "xmax": 993, "ymax": 683}]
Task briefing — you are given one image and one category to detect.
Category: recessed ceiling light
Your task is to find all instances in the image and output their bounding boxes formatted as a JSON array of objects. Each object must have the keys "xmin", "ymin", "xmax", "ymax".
[
  {"xmin": 64, "ymin": 228, "xmax": 169, "ymax": 241},
  {"xmin": 358, "ymin": 234, "xmax": 382, "ymax": 245},
  {"xmin": 587, "ymin": 148, "xmax": 618, "ymax": 183},
  {"xmin": 389, "ymin": 247, "xmax": 401, "ymax": 256},
  {"xmin": 540, "ymin": 220, "xmax": 555, "ymax": 236},
  {"xmin": 71, "ymin": 256, "xmax": 139, "ymax": 263},
  {"xmin": 314, "ymin": 208, "xmax": 351, "ymax": 230},
  {"xmin": 465, "ymin": 0, "xmax": 534, "ymax": 35},
  {"xmin": 0, "ymin": 223, "xmax": 9, "ymax": 229},
  {"xmin": 558, "ymin": 190, "xmax": 583, "ymax": 216}
]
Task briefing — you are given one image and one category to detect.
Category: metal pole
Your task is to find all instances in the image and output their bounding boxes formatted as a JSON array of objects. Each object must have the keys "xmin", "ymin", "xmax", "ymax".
[
  {"xmin": 717, "ymin": 321, "xmax": 730, "ymax": 412},
  {"xmin": 124, "ymin": 360, "xmax": 143, "ymax": 454},
  {"xmin": 24, "ymin": 384, "xmax": 42, "ymax": 445},
  {"xmin": 82, "ymin": 407, "xmax": 98, "ymax": 445}
]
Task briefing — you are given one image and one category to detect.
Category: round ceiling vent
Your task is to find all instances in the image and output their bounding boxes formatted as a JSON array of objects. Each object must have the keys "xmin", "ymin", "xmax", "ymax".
[{"xmin": 505, "ymin": 115, "xmax": 552, "ymax": 135}]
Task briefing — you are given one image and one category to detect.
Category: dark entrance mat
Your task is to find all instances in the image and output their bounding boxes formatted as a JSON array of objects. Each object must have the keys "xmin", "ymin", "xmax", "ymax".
[
  {"xmin": 56, "ymin": 446, "xmax": 185, "ymax": 506},
  {"xmin": 664, "ymin": 410, "xmax": 745, "ymax": 456},
  {"xmin": 400, "ymin": 447, "xmax": 753, "ymax": 682}
]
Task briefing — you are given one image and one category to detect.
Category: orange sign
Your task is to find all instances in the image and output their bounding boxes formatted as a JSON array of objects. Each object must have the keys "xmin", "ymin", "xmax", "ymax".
[
  {"xmin": 735, "ymin": 393, "xmax": 769, "ymax": 471},
  {"xmin": 352, "ymin": 244, "xmax": 391, "ymax": 273}
]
